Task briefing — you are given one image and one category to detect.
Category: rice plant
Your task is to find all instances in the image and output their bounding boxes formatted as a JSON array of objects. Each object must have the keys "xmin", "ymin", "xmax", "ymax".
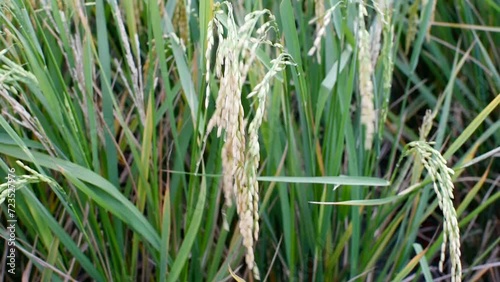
[{"xmin": 0, "ymin": 0, "xmax": 499, "ymax": 281}]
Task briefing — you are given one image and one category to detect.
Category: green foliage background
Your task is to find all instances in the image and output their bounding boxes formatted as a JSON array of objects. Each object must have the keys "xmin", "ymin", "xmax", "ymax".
[{"xmin": 0, "ymin": 0, "xmax": 498, "ymax": 281}]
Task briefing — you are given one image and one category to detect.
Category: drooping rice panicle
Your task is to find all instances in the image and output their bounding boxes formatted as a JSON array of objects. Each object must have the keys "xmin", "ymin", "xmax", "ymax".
[
  {"xmin": 404, "ymin": 141, "xmax": 462, "ymax": 282},
  {"xmin": 201, "ymin": 2, "xmax": 294, "ymax": 279}
]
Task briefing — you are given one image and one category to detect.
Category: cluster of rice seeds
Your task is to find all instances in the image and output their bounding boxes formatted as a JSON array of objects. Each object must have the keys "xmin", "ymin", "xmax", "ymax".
[
  {"xmin": 110, "ymin": 0, "xmax": 144, "ymax": 124},
  {"xmin": 378, "ymin": 0, "xmax": 395, "ymax": 139},
  {"xmin": 309, "ymin": 0, "xmax": 324, "ymax": 60},
  {"xmin": 307, "ymin": 2, "xmax": 341, "ymax": 59},
  {"xmin": 173, "ymin": 0, "xmax": 189, "ymax": 47},
  {"xmin": 246, "ymin": 53, "xmax": 295, "ymax": 242},
  {"xmin": 404, "ymin": 141, "xmax": 462, "ymax": 282},
  {"xmin": 419, "ymin": 109, "xmax": 435, "ymax": 140},
  {"xmin": 0, "ymin": 54, "xmax": 56, "ymax": 154},
  {"xmin": 314, "ymin": 0, "xmax": 325, "ymax": 34},
  {"xmin": 357, "ymin": 2, "xmax": 376, "ymax": 150},
  {"xmin": 0, "ymin": 161, "xmax": 56, "ymax": 205},
  {"xmin": 0, "ymin": 174, "xmax": 37, "ymax": 205},
  {"xmin": 203, "ymin": 2, "xmax": 294, "ymax": 279}
]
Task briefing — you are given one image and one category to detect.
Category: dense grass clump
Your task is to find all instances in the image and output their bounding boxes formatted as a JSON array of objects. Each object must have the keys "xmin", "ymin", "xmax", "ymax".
[{"xmin": 0, "ymin": 0, "xmax": 499, "ymax": 281}]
